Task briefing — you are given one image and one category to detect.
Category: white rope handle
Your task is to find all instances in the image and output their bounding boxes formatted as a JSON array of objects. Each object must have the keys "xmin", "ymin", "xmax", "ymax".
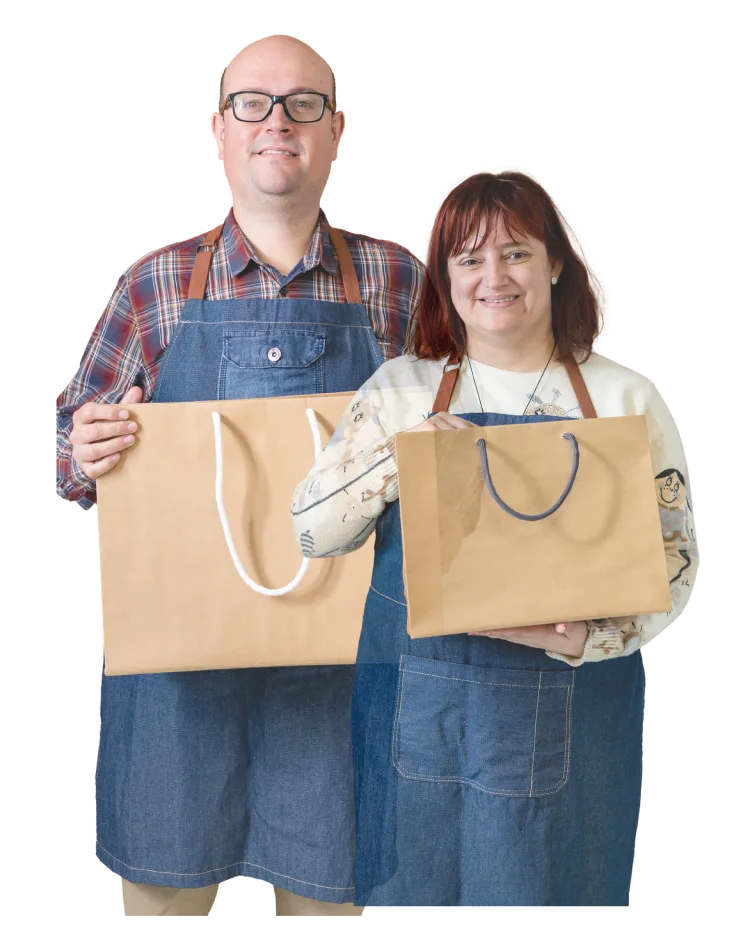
[{"xmin": 212, "ymin": 407, "xmax": 323, "ymax": 596}]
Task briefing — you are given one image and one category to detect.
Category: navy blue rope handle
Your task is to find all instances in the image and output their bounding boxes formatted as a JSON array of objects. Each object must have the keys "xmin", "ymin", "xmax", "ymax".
[{"xmin": 476, "ymin": 433, "xmax": 580, "ymax": 521}]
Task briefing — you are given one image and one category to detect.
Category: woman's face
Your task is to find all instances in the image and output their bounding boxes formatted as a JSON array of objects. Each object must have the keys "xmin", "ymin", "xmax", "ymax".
[{"xmin": 447, "ymin": 216, "xmax": 560, "ymax": 349}]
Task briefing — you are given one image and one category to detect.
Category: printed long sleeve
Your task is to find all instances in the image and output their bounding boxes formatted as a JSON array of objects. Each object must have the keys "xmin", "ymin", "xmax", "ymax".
[
  {"xmin": 547, "ymin": 382, "xmax": 699, "ymax": 666},
  {"xmin": 56, "ymin": 274, "xmax": 145, "ymax": 509},
  {"xmin": 291, "ymin": 383, "xmax": 406, "ymax": 557}
]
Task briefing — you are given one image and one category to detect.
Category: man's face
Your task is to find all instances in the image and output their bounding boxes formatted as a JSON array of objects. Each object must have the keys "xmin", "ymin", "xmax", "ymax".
[{"xmin": 212, "ymin": 39, "xmax": 344, "ymax": 206}]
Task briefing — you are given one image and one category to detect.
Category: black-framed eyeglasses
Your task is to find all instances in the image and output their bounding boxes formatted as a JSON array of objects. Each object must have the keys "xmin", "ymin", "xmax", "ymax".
[{"xmin": 221, "ymin": 91, "xmax": 334, "ymax": 123}]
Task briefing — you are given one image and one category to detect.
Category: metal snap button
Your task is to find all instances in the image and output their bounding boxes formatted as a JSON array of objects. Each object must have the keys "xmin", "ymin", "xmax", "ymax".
[{"xmin": 268, "ymin": 347, "xmax": 282, "ymax": 362}]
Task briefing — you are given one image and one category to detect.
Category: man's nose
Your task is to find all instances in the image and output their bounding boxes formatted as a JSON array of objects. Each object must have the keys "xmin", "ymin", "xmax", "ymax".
[{"xmin": 262, "ymin": 102, "xmax": 292, "ymax": 134}]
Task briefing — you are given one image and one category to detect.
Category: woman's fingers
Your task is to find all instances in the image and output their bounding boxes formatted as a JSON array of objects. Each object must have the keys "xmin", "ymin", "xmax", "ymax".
[
  {"xmin": 432, "ymin": 412, "xmax": 475, "ymax": 429},
  {"xmin": 407, "ymin": 412, "xmax": 475, "ymax": 433}
]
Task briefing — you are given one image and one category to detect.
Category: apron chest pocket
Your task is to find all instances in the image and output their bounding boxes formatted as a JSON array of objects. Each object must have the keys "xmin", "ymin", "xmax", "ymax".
[
  {"xmin": 393, "ymin": 656, "xmax": 574, "ymax": 797},
  {"xmin": 219, "ymin": 331, "xmax": 326, "ymax": 399}
]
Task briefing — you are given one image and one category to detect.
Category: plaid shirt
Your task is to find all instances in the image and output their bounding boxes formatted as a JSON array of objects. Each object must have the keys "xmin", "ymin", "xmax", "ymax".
[{"xmin": 56, "ymin": 209, "xmax": 424, "ymax": 509}]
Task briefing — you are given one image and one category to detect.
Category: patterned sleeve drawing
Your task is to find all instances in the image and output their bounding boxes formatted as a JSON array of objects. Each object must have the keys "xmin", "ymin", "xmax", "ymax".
[{"xmin": 291, "ymin": 379, "xmax": 400, "ymax": 557}]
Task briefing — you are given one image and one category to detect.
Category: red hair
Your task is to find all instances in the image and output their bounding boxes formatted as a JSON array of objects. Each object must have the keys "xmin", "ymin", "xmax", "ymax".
[{"xmin": 408, "ymin": 172, "xmax": 602, "ymax": 363}]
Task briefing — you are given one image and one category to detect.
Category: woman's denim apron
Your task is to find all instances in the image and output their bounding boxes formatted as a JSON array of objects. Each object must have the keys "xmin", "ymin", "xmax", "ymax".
[
  {"xmin": 96, "ymin": 224, "xmax": 384, "ymax": 902},
  {"xmin": 352, "ymin": 369, "xmax": 645, "ymax": 906}
]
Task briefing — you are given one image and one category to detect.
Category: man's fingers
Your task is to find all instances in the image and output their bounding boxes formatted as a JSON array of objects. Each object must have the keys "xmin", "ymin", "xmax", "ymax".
[
  {"xmin": 68, "ymin": 392, "xmax": 142, "ymax": 482},
  {"xmin": 80, "ymin": 453, "xmax": 122, "ymax": 479},
  {"xmin": 120, "ymin": 386, "xmax": 144, "ymax": 405},
  {"xmin": 73, "ymin": 401, "xmax": 135, "ymax": 425},
  {"xmin": 73, "ymin": 434, "xmax": 136, "ymax": 464},
  {"xmin": 74, "ymin": 419, "xmax": 138, "ymax": 445},
  {"xmin": 71, "ymin": 388, "xmax": 143, "ymax": 429}
]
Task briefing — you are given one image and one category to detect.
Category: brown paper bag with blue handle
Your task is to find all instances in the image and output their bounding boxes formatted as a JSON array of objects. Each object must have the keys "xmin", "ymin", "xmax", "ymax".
[{"xmin": 395, "ymin": 415, "xmax": 671, "ymax": 638}]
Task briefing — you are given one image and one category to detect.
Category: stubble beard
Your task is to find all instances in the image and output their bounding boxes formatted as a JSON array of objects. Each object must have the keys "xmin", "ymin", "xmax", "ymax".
[{"xmin": 249, "ymin": 169, "xmax": 328, "ymax": 222}]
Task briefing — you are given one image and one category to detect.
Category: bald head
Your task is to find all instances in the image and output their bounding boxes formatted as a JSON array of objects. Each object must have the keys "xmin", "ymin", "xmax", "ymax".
[
  {"xmin": 211, "ymin": 33, "xmax": 345, "ymax": 217},
  {"xmin": 219, "ymin": 35, "xmax": 336, "ymax": 112}
]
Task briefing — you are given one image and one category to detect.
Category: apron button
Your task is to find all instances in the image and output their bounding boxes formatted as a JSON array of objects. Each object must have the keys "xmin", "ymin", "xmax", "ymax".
[
  {"xmin": 278, "ymin": 286, "xmax": 287, "ymax": 297},
  {"xmin": 268, "ymin": 347, "xmax": 282, "ymax": 362}
]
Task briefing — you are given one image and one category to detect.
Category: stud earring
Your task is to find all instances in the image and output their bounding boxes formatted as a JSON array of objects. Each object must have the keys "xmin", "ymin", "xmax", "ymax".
[{"xmin": 551, "ymin": 275, "xmax": 558, "ymax": 285}]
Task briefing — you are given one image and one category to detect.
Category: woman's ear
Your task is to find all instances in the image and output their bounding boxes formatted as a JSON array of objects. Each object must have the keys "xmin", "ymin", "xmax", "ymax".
[{"xmin": 550, "ymin": 257, "xmax": 564, "ymax": 281}]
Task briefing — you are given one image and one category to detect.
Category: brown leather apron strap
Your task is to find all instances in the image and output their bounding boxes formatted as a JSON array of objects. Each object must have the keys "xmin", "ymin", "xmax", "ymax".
[
  {"xmin": 431, "ymin": 353, "xmax": 599, "ymax": 418},
  {"xmin": 327, "ymin": 226, "xmax": 363, "ymax": 305},
  {"xmin": 561, "ymin": 356, "xmax": 597, "ymax": 419},
  {"xmin": 187, "ymin": 225, "xmax": 224, "ymax": 300},
  {"xmin": 187, "ymin": 223, "xmax": 365, "ymax": 307},
  {"xmin": 431, "ymin": 356, "xmax": 462, "ymax": 414}
]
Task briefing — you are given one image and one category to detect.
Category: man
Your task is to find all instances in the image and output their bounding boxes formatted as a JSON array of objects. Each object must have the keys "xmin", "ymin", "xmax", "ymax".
[{"xmin": 56, "ymin": 35, "xmax": 423, "ymax": 916}]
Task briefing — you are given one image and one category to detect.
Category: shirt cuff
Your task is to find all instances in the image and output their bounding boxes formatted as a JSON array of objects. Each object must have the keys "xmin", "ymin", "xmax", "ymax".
[
  {"xmin": 370, "ymin": 437, "xmax": 399, "ymax": 504},
  {"xmin": 545, "ymin": 619, "xmax": 626, "ymax": 667},
  {"xmin": 57, "ymin": 459, "xmax": 98, "ymax": 509}
]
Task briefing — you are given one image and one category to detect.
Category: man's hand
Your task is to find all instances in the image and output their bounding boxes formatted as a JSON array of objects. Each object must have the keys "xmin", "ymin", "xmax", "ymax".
[
  {"xmin": 468, "ymin": 621, "xmax": 588, "ymax": 658},
  {"xmin": 70, "ymin": 386, "xmax": 144, "ymax": 479}
]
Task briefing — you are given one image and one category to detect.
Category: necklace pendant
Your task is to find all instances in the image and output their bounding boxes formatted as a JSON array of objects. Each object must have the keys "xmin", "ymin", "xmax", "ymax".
[{"xmin": 529, "ymin": 401, "xmax": 567, "ymax": 416}]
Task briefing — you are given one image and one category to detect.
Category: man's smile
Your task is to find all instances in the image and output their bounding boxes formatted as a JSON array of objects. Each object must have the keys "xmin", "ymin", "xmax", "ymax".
[{"xmin": 255, "ymin": 148, "xmax": 299, "ymax": 157}]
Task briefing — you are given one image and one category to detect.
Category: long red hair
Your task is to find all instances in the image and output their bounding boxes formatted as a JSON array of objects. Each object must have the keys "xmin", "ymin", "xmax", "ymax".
[{"xmin": 408, "ymin": 172, "xmax": 602, "ymax": 362}]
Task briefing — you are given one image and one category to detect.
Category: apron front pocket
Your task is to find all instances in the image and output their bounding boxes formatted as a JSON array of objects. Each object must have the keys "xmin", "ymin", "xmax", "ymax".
[
  {"xmin": 393, "ymin": 656, "xmax": 574, "ymax": 797},
  {"xmin": 219, "ymin": 330, "xmax": 326, "ymax": 399}
]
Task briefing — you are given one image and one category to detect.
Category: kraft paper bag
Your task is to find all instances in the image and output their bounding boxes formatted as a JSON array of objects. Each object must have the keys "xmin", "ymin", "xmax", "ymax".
[
  {"xmin": 395, "ymin": 416, "xmax": 672, "ymax": 638},
  {"xmin": 96, "ymin": 393, "xmax": 371, "ymax": 674}
]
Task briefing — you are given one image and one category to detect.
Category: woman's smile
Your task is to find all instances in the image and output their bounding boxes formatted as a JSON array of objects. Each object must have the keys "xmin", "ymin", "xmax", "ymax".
[{"xmin": 477, "ymin": 294, "xmax": 521, "ymax": 308}]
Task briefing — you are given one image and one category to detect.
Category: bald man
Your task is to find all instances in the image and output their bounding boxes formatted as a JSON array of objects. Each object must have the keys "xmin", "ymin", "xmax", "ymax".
[{"xmin": 56, "ymin": 36, "xmax": 423, "ymax": 916}]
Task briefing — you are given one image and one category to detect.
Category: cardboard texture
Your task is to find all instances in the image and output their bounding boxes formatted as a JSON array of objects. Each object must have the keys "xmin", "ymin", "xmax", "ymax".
[
  {"xmin": 396, "ymin": 416, "xmax": 672, "ymax": 638},
  {"xmin": 97, "ymin": 393, "xmax": 370, "ymax": 674}
]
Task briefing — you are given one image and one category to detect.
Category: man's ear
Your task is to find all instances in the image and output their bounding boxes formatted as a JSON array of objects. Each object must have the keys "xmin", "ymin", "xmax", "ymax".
[
  {"xmin": 211, "ymin": 112, "xmax": 225, "ymax": 160},
  {"xmin": 332, "ymin": 106, "xmax": 347, "ymax": 150}
]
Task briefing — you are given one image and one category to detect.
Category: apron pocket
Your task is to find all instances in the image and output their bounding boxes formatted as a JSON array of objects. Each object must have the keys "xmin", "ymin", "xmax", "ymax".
[
  {"xmin": 393, "ymin": 656, "xmax": 574, "ymax": 797},
  {"xmin": 219, "ymin": 330, "xmax": 325, "ymax": 399}
]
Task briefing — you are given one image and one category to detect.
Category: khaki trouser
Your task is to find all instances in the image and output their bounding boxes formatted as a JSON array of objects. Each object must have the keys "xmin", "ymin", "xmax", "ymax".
[{"xmin": 122, "ymin": 879, "xmax": 363, "ymax": 916}]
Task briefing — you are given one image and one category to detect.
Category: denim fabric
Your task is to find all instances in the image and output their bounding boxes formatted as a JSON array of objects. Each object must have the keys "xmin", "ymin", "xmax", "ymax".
[
  {"xmin": 96, "ymin": 295, "xmax": 383, "ymax": 901},
  {"xmin": 154, "ymin": 298, "xmax": 384, "ymax": 402},
  {"xmin": 352, "ymin": 413, "xmax": 645, "ymax": 905}
]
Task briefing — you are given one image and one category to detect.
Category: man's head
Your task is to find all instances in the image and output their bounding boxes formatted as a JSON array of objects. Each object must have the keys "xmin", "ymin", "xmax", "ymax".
[{"xmin": 212, "ymin": 36, "xmax": 344, "ymax": 213}]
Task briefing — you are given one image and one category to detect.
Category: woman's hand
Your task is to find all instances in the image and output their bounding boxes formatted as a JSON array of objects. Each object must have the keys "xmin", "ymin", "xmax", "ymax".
[
  {"xmin": 468, "ymin": 621, "xmax": 588, "ymax": 658},
  {"xmin": 407, "ymin": 411, "xmax": 475, "ymax": 433}
]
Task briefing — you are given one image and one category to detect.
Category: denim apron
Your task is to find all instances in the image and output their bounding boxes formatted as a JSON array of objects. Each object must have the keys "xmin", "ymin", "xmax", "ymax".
[
  {"xmin": 96, "ymin": 223, "xmax": 384, "ymax": 902},
  {"xmin": 352, "ymin": 360, "xmax": 645, "ymax": 905}
]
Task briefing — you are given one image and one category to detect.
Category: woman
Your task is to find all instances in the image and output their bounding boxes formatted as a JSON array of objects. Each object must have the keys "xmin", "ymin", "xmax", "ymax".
[{"xmin": 291, "ymin": 172, "xmax": 698, "ymax": 905}]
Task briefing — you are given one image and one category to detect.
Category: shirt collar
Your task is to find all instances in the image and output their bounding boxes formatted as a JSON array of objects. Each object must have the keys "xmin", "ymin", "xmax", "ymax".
[
  {"xmin": 222, "ymin": 208, "xmax": 338, "ymax": 279},
  {"xmin": 317, "ymin": 212, "xmax": 339, "ymax": 276}
]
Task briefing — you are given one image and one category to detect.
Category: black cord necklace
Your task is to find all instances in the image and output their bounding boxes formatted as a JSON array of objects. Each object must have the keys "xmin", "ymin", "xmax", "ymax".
[{"xmin": 467, "ymin": 344, "xmax": 556, "ymax": 415}]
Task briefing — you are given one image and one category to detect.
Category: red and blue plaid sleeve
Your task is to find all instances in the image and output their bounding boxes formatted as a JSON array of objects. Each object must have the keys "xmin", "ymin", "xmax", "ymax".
[
  {"xmin": 342, "ymin": 231, "xmax": 425, "ymax": 361},
  {"xmin": 56, "ymin": 273, "xmax": 145, "ymax": 509}
]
